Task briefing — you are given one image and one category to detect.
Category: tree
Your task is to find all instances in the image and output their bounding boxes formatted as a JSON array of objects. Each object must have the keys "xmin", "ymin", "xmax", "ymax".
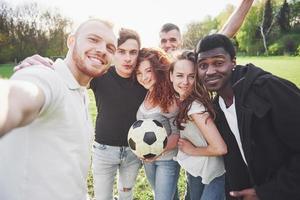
[
  {"xmin": 236, "ymin": 4, "xmax": 262, "ymax": 55},
  {"xmin": 182, "ymin": 16, "xmax": 219, "ymax": 49},
  {"xmin": 0, "ymin": 1, "xmax": 72, "ymax": 63},
  {"xmin": 290, "ymin": 0, "xmax": 300, "ymax": 29},
  {"xmin": 43, "ymin": 11, "xmax": 71, "ymax": 57},
  {"xmin": 260, "ymin": 0, "xmax": 273, "ymax": 55},
  {"xmin": 0, "ymin": 1, "xmax": 15, "ymax": 63},
  {"xmin": 277, "ymin": 0, "xmax": 291, "ymax": 32}
]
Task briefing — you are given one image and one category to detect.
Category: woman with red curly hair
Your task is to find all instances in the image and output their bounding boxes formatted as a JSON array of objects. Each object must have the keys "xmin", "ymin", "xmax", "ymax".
[{"xmin": 135, "ymin": 48, "xmax": 180, "ymax": 200}]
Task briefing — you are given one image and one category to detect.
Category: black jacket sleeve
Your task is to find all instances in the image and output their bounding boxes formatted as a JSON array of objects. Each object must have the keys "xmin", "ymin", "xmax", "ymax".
[{"xmin": 255, "ymin": 75, "xmax": 300, "ymax": 199}]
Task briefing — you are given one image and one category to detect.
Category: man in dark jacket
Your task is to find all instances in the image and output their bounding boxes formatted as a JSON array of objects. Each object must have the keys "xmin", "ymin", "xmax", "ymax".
[{"xmin": 195, "ymin": 33, "xmax": 300, "ymax": 200}]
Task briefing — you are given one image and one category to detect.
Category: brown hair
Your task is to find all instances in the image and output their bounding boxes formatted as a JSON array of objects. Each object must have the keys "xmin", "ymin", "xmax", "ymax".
[
  {"xmin": 171, "ymin": 50, "xmax": 216, "ymax": 130},
  {"xmin": 160, "ymin": 23, "xmax": 180, "ymax": 34},
  {"xmin": 136, "ymin": 48, "xmax": 175, "ymax": 113},
  {"xmin": 118, "ymin": 28, "xmax": 141, "ymax": 48}
]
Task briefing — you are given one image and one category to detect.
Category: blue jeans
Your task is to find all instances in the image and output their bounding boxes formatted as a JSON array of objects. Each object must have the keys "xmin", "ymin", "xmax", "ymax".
[
  {"xmin": 186, "ymin": 173, "xmax": 225, "ymax": 200},
  {"xmin": 92, "ymin": 142, "xmax": 141, "ymax": 200},
  {"xmin": 144, "ymin": 159, "xmax": 180, "ymax": 200}
]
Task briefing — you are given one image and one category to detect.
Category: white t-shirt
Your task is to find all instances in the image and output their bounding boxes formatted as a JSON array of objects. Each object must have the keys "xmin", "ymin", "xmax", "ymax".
[
  {"xmin": 218, "ymin": 96, "xmax": 248, "ymax": 165},
  {"xmin": 0, "ymin": 59, "xmax": 93, "ymax": 200},
  {"xmin": 175, "ymin": 101, "xmax": 225, "ymax": 184}
]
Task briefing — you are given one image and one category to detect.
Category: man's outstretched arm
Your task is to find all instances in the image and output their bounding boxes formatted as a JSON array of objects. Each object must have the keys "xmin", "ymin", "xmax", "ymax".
[
  {"xmin": 0, "ymin": 79, "xmax": 45, "ymax": 137},
  {"xmin": 219, "ymin": 0, "xmax": 254, "ymax": 37}
]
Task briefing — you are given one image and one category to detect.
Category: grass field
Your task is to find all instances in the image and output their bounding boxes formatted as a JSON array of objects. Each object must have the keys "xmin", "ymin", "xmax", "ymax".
[
  {"xmin": 237, "ymin": 56, "xmax": 300, "ymax": 87},
  {"xmin": 0, "ymin": 64, "xmax": 14, "ymax": 78},
  {"xmin": 1, "ymin": 56, "xmax": 300, "ymax": 199}
]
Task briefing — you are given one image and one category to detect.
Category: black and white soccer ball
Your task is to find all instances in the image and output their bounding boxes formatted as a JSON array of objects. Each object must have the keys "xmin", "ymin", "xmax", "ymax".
[{"xmin": 128, "ymin": 118, "xmax": 168, "ymax": 159}]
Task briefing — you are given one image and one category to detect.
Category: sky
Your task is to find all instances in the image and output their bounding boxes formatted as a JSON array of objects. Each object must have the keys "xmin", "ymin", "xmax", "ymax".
[{"xmin": 9, "ymin": 0, "xmax": 241, "ymax": 47}]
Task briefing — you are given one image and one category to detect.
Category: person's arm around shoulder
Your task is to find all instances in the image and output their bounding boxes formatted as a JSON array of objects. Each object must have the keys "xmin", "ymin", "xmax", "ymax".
[
  {"xmin": 218, "ymin": 0, "xmax": 254, "ymax": 38},
  {"xmin": 0, "ymin": 79, "xmax": 45, "ymax": 137},
  {"xmin": 14, "ymin": 54, "xmax": 53, "ymax": 71},
  {"xmin": 178, "ymin": 112, "xmax": 227, "ymax": 156}
]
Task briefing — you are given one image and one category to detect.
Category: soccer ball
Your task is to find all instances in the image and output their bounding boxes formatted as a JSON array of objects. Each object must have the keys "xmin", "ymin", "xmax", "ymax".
[{"xmin": 128, "ymin": 118, "xmax": 168, "ymax": 159}]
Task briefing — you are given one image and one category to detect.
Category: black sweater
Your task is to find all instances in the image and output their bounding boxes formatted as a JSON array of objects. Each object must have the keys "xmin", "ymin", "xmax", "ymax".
[{"xmin": 90, "ymin": 66, "xmax": 146, "ymax": 146}]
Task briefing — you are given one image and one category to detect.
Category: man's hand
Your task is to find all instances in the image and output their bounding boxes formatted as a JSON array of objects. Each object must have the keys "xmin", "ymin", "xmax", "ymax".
[
  {"xmin": 230, "ymin": 188, "xmax": 259, "ymax": 200},
  {"xmin": 14, "ymin": 54, "xmax": 54, "ymax": 71}
]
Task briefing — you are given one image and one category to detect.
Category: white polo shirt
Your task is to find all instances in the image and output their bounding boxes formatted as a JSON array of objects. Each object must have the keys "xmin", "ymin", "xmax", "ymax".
[{"xmin": 0, "ymin": 59, "xmax": 93, "ymax": 200}]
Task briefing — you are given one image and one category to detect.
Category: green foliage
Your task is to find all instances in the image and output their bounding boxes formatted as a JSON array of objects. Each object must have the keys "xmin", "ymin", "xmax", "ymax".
[
  {"xmin": 290, "ymin": 0, "xmax": 300, "ymax": 28},
  {"xmin": 0, "ymin": 44, "xmax": 15, "ymax": 63},
  {"xmin": 277, "ymin": 0, "xmax": 291, "ymax": 32},
  {"xmin": 262, "ymin": 0, "xmax": 273, "ymax": 34},
  {"xmin": 281, "ymin": 33, "xmax": 300, "ymax": 54},
  {"xmin": 268, "ymin": 42, "xmax": 284, "ymax": 55},
  {"xmin": 268, "ymin": 33, "xmax": 300, "ymax": 55},
  {"xmin": 0, "ymin": 1, "xmax": 71, "ymax": 63},
  {"xmin": 182, "ymin": 0, "xmax": 300, "ymax": 56},
  {"xmin": 237, "ymin": 0, "xmax": 300, "ymax": 55},
  {"xmin": 297, "ymin": 44, "xmax": 300, "ymax": 56},
  {"xmin": 182, "ymin": 16, "xmax": 218, "ymax": 49},
  {"xmin": 236, "ymin": 4, "xmax": 262, "ymax": 53}
]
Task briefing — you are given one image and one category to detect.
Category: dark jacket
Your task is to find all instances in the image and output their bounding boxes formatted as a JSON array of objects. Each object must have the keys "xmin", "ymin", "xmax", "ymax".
[{"xmin": 214, "ymin": 64, "xmax": 300, "ymax": 200}]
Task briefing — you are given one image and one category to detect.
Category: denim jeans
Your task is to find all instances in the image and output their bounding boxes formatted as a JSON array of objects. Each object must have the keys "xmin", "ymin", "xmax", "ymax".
[
  {"xmin": 185, "ymin": 172, "xmax": 225, "ymax": 200},
  {"xmin": 144, "ymin": 159, "xmax": 180, "ymax": 200},
  {"xmin": 92, "ymin": 142, "xmax": 141, "ymax": 200}
]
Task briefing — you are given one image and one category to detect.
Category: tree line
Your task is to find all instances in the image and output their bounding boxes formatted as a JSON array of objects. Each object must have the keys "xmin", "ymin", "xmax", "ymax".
[
  {"xmin": 182, "ymin": 0, "xmax": 300, "ymax": 56},
  {"xmin": 0, "ymin": 1, "xmax": 72, "ymax": 63}
]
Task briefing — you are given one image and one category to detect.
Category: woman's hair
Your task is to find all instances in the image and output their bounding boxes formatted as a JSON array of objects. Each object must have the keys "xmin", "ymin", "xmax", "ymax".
[
  {"xmin": 136, "ymin": 48, "xmax": 175, "ymax": 113},
  {"xmin": 171, "ymin": 50, "xmax": 216, "ymax": 130}
]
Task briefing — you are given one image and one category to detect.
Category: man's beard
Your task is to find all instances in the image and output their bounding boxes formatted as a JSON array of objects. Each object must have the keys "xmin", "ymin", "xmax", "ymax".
[
  {"xmin": 72, "ymin": 44, "xmax": 108, "ymax": 78},
  {"xmin": 72, "ymin": 45, "xmax": 91, "ymax": 75}
]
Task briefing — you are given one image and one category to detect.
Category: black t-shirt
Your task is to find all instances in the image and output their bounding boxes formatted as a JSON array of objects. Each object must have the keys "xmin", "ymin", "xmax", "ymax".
[{"xmin": 90, "ymin": 66, "xmax": 147, "ymax": 146}]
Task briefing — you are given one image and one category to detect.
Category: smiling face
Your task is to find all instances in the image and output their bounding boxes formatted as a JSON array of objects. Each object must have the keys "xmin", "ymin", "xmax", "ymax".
[
  {"xmin": 114, "ymin": 39, "xmax": 139, "ymax": 78},
  {"xmin": 136, "ymin": 60, "xmax": 156, "ymax": 91},
  {"xmin": 197, "ymin": 47, "xmax": 236, "ymax": 93},
  {"xmin": 70, "ymin": 20, "xmax": 117, "ymax": 78},
  {"xmin": 170, "ymin": 59, "xmax": 195, "ymax": 100}
]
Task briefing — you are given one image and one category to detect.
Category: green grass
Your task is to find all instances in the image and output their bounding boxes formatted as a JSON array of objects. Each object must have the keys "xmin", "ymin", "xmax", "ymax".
[
  {"xmin": 237, "ymin": 56, "xmax": 300, "ymax": 87},
  {"xmin": 0, "ymin": 64, "xmax": 14, "ymax": 78},
  {"xmin": 2, "ymin": 56, "xmax": 300, "ymax": 199}
]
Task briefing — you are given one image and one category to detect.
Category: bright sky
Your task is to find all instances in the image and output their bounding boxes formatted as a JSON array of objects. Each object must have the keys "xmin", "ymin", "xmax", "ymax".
[{"xmin": 10, "ymin": 0, "xmax": 241, "ymax": 47}]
